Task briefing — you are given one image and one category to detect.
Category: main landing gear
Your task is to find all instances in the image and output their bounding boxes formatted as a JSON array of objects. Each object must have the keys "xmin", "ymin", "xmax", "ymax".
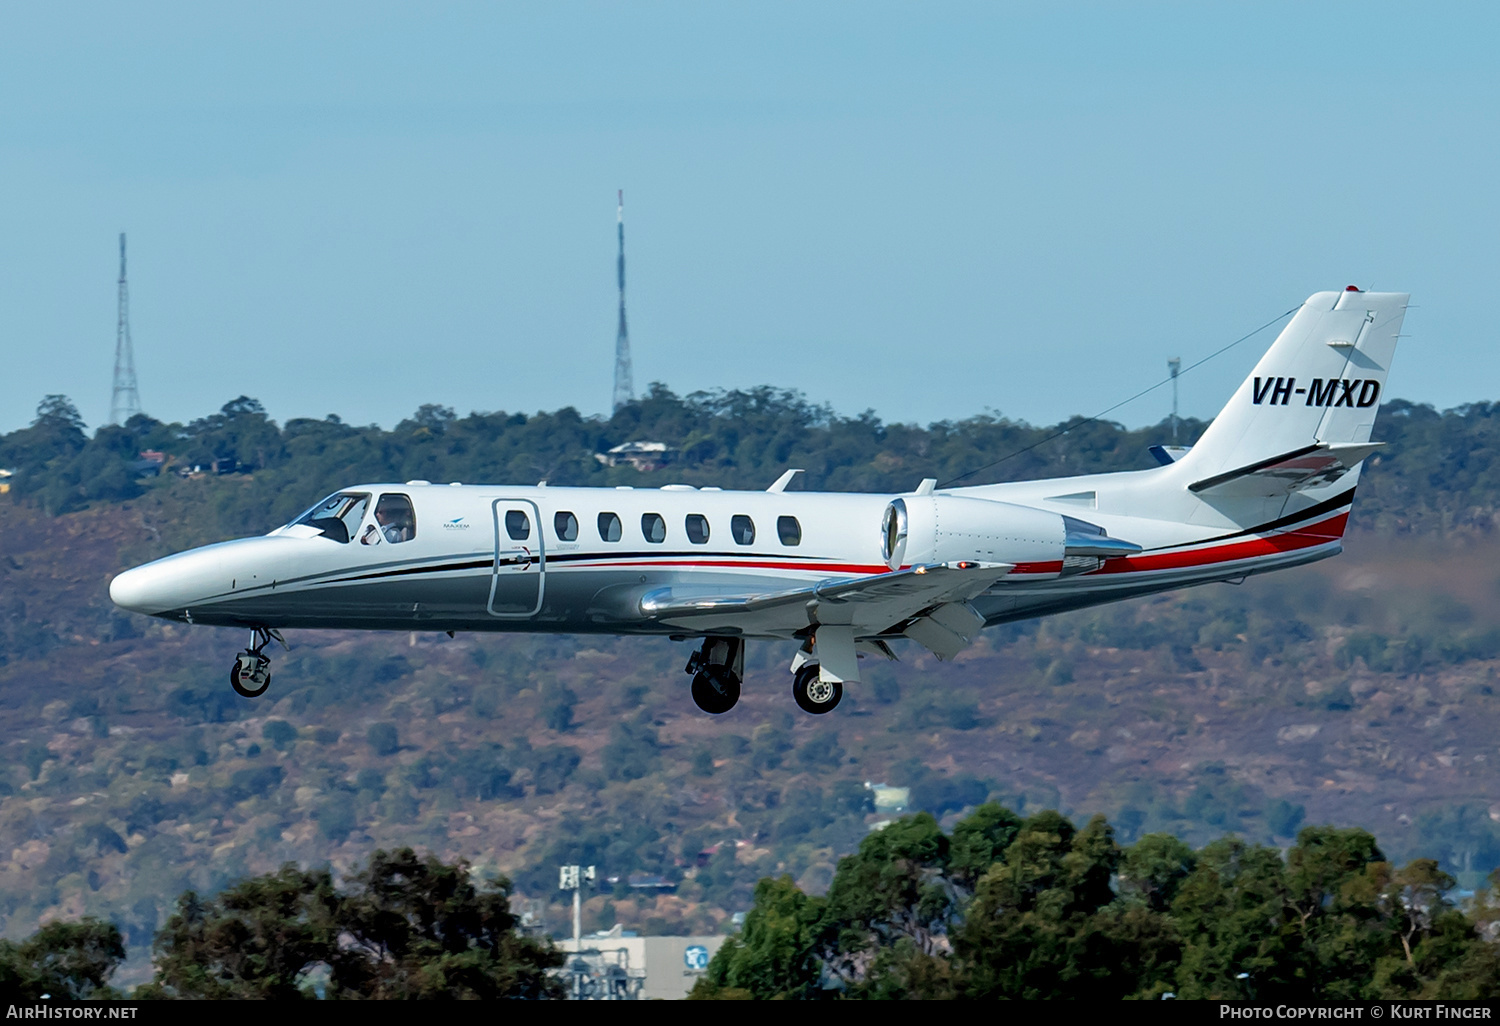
[
  {"xmin": 686, "ymin": 638, "xmax": 743, "ymax": 715},
  {"xmin": 230, "ymin": 626, "xmax": 285, "ymax": 699},
  {"xmin": 792, "ymin": 663, "xmax": 842, "ymax": 715},
  {"xmin": 682, "ymin": 636, "xmax": 852, "ymax": 715}
]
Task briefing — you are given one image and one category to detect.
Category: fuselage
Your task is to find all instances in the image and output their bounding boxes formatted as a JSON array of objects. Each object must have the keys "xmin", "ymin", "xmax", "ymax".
[
  {"xmin": 108, "ymin": 469, "xmax": 1352, "ymax": 641},
  {"xmin": 106, "ymin": 287, "xmax": 1405, "ymax": 715}
]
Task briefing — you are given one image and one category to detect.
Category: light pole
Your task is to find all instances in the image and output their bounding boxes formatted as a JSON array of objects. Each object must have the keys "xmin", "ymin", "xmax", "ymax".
[
  {"xmin": 559, "ymin": 865, "xmax": 596, "ymax": 999},
  {"xmin": 559, "ymin": 864, "xmax": 596, "ymax": 948}
]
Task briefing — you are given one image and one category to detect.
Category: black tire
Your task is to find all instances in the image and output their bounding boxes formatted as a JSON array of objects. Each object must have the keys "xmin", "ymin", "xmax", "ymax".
[
  {"xmin": 690, "ymin": 666, "xmax": 740, "ymax": 714},
  {"xmin": 230, "ymin": 659, "xmax": 271, "ymax": 698},
  {"xmin": 792, "ymin": 664, "xmax": 842, "ymax": 714}
]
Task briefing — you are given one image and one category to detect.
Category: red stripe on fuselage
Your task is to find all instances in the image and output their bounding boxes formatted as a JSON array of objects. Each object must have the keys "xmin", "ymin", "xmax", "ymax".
[
  {"xmin": 564, "ymin": 558, "xmax": 894, "ymax": 575},
  {"xmin": 1011, "ymin": 561, "xmax": 1064, "ymax": 575},
  {"xmin": 1090, "ymin": 511, "xmax": 1348, "ymax": 576}
]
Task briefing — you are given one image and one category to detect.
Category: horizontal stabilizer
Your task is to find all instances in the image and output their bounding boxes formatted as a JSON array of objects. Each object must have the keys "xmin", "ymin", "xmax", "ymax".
[{"xmin": 1188, "ymin": 442, "xmax": 1382, "ymax": 498}]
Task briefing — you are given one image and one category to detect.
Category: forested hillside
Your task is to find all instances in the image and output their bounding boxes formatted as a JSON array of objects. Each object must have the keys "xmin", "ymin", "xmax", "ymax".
[{"xmin": 3, "ymin": 388, "xmax": 1500, "ymax": 988}]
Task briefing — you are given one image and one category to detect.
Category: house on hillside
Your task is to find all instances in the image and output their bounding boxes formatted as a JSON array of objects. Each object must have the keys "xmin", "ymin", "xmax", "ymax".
[
  {"xmin": 0, "ymin": 468, "xmax": 12, "ymax": 494},
  {"xmin": 130, "ymin": 450, "xmax": 167, "ymax": 477},
  {"xmin": 865, "ymin": 782, "xmax": 910, "ymax": 814},
  {"xmin": 595, "ymin": 441, "xmax": 674, "ymax": 472}
]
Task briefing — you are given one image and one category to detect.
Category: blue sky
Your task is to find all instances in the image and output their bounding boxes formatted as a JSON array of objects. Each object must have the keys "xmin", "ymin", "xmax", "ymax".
[{"xmin": 2, "ymin": 2, "xmax": 1497, "ymax": 434}]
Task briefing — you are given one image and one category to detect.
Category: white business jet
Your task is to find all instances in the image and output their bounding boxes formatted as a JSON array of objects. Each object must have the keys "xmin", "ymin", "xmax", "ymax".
[{"xmin": 110, "ymin": 288, "xmax": 1406, "ymax": 715}]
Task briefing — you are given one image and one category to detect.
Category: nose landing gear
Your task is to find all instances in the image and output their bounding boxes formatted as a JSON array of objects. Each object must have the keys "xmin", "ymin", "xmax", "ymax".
[
  {"xmin": 686, "ymin": 638, "xmax": 743, "ymax": 715},
  {"xmin": 230, "ymin": 627, "xmax": 285, "ymax": 699}
]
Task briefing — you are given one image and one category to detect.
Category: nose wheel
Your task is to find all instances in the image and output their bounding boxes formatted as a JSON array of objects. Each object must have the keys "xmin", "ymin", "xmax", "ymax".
[
  {"xmin": 792, "ymin": 663, "xmax": 842, "ymax": 714},
  {"xmin": 686, "ymin": 637, "xmax": 744, "ymax": 715},
  {"xmin": 230, "ymin": 627, "xmax": 285, "ymax": 699}
]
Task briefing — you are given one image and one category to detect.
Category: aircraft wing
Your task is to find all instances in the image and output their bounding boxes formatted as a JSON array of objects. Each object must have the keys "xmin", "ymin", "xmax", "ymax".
[
  {"xmin": 1188, "ymin": 442, "xmax": 1382, "ymax": 499},
  {"xmin": 637, "ymin": 561, "xmax": 1013, "ymax": 639}
]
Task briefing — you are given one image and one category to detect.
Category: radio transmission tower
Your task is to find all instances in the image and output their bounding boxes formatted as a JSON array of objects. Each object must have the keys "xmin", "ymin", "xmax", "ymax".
[
  {"xmin": 110, "ymin": 232, "xmax": 141, "ymax": 425},
  {"xmin": 612, "ymin": 190, "xmax": 634, "ymax": 413}
]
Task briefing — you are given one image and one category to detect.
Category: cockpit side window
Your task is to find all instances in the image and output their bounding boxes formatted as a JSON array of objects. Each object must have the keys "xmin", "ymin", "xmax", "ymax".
[
  {"xmin": 294, "ymin": 492, "xmax": 370, "ymax": 544},
  {"xmin": 373, "ymin": 493, "xmax": 416, "ymax": 545}
]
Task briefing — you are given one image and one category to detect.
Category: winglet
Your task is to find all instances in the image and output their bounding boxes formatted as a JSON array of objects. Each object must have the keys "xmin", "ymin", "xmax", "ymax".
[{"xmin": 767, "ymin": 469, "xmax": 804, "ymax": 493}]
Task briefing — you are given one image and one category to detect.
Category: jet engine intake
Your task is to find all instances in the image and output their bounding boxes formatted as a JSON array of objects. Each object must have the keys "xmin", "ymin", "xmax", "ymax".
[{"xmin": 882, "ymin": 495, "xmax": 1067, "ymax": 572}]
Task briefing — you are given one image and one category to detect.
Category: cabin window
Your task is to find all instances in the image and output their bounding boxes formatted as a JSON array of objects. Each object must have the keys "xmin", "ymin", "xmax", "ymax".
[
  {"xmin": 598, "ymin": 512, "xmax": 622, "ymax": 542},
  {"xmin": 642, "ymin": 513, "xmax": 667, "ymax": 543},
  {"xmin": 364, "ymin": 493, "xmax": 415, "ymax": 545},
  {"xmin": 685, "ymin": 514, "xmax": 710, "ymax": 545},
  {"xmin": 505, "ymin": 509, "xmax": 531, "ymax": 541},
  {"xmin": 294, "ymin": 492, "xmax": 369, "ymax": 544},
  {"xmin": 730, "ymin": 515, "xmax": 755, "ymax": 545},
  {"xmin": 554, "ymin": 511, "xmax": 579, "ymax": 541},
  {"xmin": 777, "ymin": 515, "xmax": 802, "ymax": 546}
]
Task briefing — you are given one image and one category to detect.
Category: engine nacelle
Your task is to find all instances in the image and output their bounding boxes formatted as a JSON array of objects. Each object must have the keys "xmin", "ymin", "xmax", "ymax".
[{"xmin": 880, "ymin": 495, "xmax": 1066, "ymax": 573}]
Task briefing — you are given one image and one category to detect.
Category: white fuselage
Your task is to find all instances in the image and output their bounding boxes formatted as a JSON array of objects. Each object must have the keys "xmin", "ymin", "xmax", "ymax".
[
  {"xmin": 107, "ymin": 470, "xmax": 1351, "ymax": 641},
  {"xmin": 108, "ymin": 287, "xmax": 1406, "ymax": 663}
]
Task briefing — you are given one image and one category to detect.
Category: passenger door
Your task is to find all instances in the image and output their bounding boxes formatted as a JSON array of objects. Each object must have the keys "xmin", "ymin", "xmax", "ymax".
[{"xmin": 488, "ymin": 498, "xmax": 545, "ymax": 618}]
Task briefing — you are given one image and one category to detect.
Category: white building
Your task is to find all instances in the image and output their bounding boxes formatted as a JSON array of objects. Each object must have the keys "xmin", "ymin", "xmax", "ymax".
[{"xmin": 555, "ymin": 929, "xmax": 726, "ymax": 1000}]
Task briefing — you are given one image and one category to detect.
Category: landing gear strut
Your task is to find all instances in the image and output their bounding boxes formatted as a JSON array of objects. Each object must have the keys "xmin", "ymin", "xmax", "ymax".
[
  {"xmin": 231, "ymin": 626, "xmax": 285, "ymax": 699},
  {"xmin": 686, "ymin": 638, "xmax": 743, "ymax": 715},
  {"xmin": 792, "ymin": 663, "xmax": 842, "ymax": 714}
]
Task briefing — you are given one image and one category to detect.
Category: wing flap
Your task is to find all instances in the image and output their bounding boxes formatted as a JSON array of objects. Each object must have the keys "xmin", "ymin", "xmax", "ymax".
[{"xmin": 638, "ymin": 561, "xmax": 1013, "ymax": 636}]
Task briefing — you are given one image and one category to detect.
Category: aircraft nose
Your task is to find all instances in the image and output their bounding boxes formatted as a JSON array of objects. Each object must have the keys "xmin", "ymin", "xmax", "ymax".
[{"xmin": 109, "ymin": 564, "xmax": 176, "ymax": 615}]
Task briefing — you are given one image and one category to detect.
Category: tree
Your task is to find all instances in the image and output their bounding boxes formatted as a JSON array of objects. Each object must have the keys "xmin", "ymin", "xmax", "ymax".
[
  {"xmin": 948, "ymin": 802, "xmax": 1024, "ymax": 886},
  {"xmin": 0, "ymin": 918, "xmax": 125, "ymax": 1000},
  {"xmin": 819, "ymin": 812, "xmax": 955, "ymax": 993},
  {"xmin": 146, "ymin": 850, "xmax": 562, "ymax": 999},
  {"xmin": 367, "ymin": 721, "xmax": 399, "ymax": 756},
  {"xmin": 148, "ymin": 864, "xmax": 339, "ymax": 999},
  {"xmin": 329, "ymin": 849, "xmax": 563, "ymax": 999},
  {"xmin": 690, "ymin": 875, "xmax": 825, "ymax": 1000},
  {"xmin": 953, "ymin": 813, "xmax": 1163, "ymax": 1000},
  {"xmin": 262, "ymin": 719, "xmax": 298, "ymax": 750},
  {"xmin": 1169, "ymin": 837, "xmax": 1303, "ymax": 1000}
]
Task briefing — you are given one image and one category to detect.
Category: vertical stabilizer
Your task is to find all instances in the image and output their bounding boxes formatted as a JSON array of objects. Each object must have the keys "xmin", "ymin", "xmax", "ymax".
[{"xmin": 1180, "ymin": 288, "xmax": 1407, "ymax": 482}]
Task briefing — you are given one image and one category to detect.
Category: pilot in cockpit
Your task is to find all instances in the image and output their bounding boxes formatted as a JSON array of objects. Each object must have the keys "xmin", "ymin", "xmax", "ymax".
[{"xmin": 362, "ymin": 494, "xmax": 416, "ymax": 545}]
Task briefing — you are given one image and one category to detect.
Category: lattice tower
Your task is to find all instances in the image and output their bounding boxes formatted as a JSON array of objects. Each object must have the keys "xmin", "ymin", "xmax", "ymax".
[{"xmin": 110, "ymin": 232, "xmax": 141, "ymax": 425}]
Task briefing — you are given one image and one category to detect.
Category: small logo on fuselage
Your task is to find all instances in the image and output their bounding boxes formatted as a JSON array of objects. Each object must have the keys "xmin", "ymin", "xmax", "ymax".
[
  {"xmin": 1252, "ymin": 377, "xmax": 1380, "ymax": 408},
  {"xmin": 443, "ymin": 518, "xmax": 472, "ymax": 530}
]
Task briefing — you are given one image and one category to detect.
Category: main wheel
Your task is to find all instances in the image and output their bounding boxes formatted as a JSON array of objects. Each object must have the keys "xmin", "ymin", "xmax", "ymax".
[
  {"xmin": 792, "ymin": 664, "xmax": 842, "ymax": 714},
  {"xmin": 690, "ymin": 666, "xmax": 740, "ymax": 714},
  {"xmin": 230, "ymin": 654, "xmax": 271, "ymax": 698}
]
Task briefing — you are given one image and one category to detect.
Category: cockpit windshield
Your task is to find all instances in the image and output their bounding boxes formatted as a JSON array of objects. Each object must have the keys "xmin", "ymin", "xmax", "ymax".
[{"xmin": 292, "ymin": 492, "xmax": 370, "ymax": 544}]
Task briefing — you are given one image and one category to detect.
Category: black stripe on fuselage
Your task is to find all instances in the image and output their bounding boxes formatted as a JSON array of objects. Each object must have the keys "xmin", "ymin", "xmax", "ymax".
[
  {"xmin": 327, "ymin": 549, "xmax": 841, "ymax": 585},
  {"xmin": 1146, "ymin": 487, "xmax": 1355, "ymax": 554},
  {"xmin": 230, "ymin": 548, "xmax": 842, "ymax": 597}
]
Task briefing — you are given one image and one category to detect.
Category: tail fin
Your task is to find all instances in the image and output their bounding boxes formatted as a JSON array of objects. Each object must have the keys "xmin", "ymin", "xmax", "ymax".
[{"xmin": 1181, "ymin": 288, "xmax": 1408, "ymax": 489}]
